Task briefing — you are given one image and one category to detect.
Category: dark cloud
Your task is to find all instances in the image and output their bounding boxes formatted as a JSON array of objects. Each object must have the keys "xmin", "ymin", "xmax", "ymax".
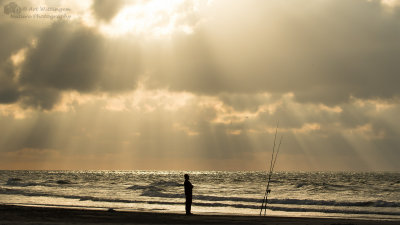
[
  {"xmin": 20, "ymin": 22, "xmax": 104, "ymax": 92},
  {"xmin": 217, "ymin": 93, "xmax": 281, "ymax": 112},
  {"xmin": 0, "ymin": 61, "xmax": 20, "ymax": 103},
  {"xmin": 92, "ymin": 0, "xmax": 125, "ymax": 22},
  {"xmin": 12, "ymin": 21, "xmax": 142, "ymax": 109},
  {"xmin": 0, "ymin": 22, "xmax": 35, "ymax": 62},
  {"xmin": 20, "ymin": 87, "xmax": 61, "ymax": 110},
  {"xmin": 0, "ymin": 22, "xmax": 38, "ymax": 104}
]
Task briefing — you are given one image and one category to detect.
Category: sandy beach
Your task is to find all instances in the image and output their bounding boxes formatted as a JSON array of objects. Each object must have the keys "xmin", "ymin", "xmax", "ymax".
[{"xmin": 0, "ymin": 204, "xmax": 398, "ymax": 225}]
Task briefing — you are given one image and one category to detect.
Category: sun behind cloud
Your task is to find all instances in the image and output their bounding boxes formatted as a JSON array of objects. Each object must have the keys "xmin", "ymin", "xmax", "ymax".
[{"xmin": 97, "ymin": 0, "xmax": 207, "ymax": 38}]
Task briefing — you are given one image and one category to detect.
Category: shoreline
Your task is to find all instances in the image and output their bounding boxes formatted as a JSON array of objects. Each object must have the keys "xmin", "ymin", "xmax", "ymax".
[{"xmin": 1, "ymin": 204, "xmax": 399, "ymax": 225}]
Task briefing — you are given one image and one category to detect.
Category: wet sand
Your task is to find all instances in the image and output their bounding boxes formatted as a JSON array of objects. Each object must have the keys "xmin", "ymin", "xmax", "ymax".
[{"xmin": 0, "ymin": 204, "xmax": 398, "ymax": 225}]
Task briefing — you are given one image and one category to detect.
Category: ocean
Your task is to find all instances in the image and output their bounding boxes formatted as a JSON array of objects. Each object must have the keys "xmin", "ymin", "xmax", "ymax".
[{"xmin": 0, "ymin": 170, "xmax": 399, "ymax": 220}]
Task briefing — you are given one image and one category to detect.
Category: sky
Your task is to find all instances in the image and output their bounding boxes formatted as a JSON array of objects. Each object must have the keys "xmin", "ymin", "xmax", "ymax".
[{"xmin": 0, "ymin": 0, "xmax": 400, "ymax": 171}]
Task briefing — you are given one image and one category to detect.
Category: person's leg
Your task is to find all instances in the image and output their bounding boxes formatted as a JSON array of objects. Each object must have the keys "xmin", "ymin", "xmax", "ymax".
[
  {"xmin": 185, "ymin": 197, "xmax": 189, "ymax": 214},
  {"xmin": 188, "ymin": 197, "xmax": 192, "ymax": 214},
  {"xmin": 185, "ymin": 197, "xmax": 192, "ymax": 215}
]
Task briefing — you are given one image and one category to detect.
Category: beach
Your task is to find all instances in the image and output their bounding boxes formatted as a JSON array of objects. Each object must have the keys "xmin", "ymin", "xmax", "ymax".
[
  {"xmin": 0, "ymin": 204, "xmax": 399, "ymax": 225},
  {"xmin": 1, "ymin": 171, "xmax": 400, "ymax": 220}
]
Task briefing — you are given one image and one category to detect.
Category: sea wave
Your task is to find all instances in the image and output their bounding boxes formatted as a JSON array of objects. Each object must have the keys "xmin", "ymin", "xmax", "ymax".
[
  {"xmin": 295, "ymin": 182, "xmax": 351, "ymax": 191},
  {"xmin": 150, "ymin": 180, "xmax": 182, "ymax": 187},
  {"xmin": 126, "ymin": 180, "xmax": 180, "ymax": 193},
  {"xmin": 6, "ymin": 178, "xmax": 43, "ymax": 187},
  {"xmin": 127, "ymin": 185, "xmax": 164, "ymax": 192},
  {"xmin": 56, "ymin": 180, "xmax": 72, "ymax": 185},
  {"xmin": 5, "ymin": 178, "xmax": 74, "ymax": 187}
]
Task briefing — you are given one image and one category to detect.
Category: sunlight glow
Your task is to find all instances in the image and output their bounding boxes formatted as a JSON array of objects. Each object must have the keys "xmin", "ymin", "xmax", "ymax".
[
  {"xmin": 0, "ymin": 104, "xmax": 31, "ymax": 119},
  {"xmin": 99, "ymin": 0, "xmax": 201, "ymax": 37},
  {"xmin": 10, "ymin": 48, "xmax": 28, "ymax": 83},
  {"xmin": 381, "ymin": 0, "xmax": 400, "ymax": 7}
]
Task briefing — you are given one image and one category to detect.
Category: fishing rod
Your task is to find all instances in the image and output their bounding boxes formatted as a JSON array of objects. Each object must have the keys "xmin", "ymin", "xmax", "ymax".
[
  {"xmin": 260, "ymin": 122, "xmax": 283, "ymax": 216},
  {"xmin": 259, "ymin": 122, "xmax": 279, "ymax": 215}
]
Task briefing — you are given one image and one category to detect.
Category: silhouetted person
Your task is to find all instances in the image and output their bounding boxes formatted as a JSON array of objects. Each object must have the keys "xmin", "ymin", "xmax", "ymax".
[{"xmin": 184, "ymin": 174, "xmax": 193, "ymax": 215}]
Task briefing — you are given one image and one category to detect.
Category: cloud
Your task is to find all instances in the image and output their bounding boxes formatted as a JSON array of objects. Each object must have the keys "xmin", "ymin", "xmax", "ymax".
[
  {"xmin": 0, "ymin": 21, "xmax": 39, "ymax": 104},
  {"xmin": 1, "ymin": 0, "xmax": 400, "ymax": 170},
  {"xmin": 1, "ymin": 87, "xmax": 400, "ymax": 170},
  {"xmin": 380, "ymin": 0, "xmax": 400, "ymax": 8},
  {"xmin": 0, "ymin": 61, "xmax": 20, "ymax": 103},
  {"xmin": 142, "ymin": 0, "xmax": 400, "ymax": 105},
  {"xmin": 19, "ymin": 22, "xmax": 103, "ymax": 92},
  {"xmin": 0, "ymin": 22, "xmax": 35, "ymax": 62},
  {"xmin": 92, "ymin": 0, "xmax": 125, "ymax": 22},
  {"xmin": 3, "ymin": 21, "xmax": 143, "ymax": 109},
  {"xmin": 2, "ymin": 0, "xmax": 399, "ymax": 109}
]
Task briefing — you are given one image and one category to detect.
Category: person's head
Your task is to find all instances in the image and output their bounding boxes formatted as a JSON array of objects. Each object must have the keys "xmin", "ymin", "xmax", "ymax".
[{"xmin": 184, "ymin": 174, "xmax": 189, "ymax": 180}]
